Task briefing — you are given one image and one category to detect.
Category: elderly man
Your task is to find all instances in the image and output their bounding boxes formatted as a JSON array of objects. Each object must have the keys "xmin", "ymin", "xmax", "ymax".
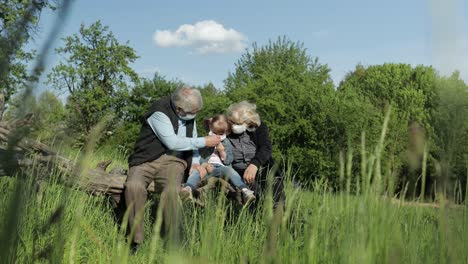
[{"xmin": 125, "ymin": 85, "xmax": 221, "ymax": 246}]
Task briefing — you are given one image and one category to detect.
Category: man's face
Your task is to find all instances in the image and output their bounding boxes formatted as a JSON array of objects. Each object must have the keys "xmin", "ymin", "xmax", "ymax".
[{"xmin": 176, "ymin": 106, "xmax": 199, "ymax": 121}]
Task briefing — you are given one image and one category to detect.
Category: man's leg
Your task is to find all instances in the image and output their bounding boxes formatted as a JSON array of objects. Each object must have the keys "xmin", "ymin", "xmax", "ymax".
[
  {"xmin": 124, "ymin": 163, "xmax": 155, "ymax": 244},
  {"xmin": 151, "ymin": 155, "xmax": 187, "ymax": 247}
]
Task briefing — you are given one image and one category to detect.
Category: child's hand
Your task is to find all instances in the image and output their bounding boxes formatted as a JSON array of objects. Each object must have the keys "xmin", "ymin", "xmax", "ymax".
[
  {"xmin": 216, "ymin": 143, "xmax": 225, "ymax": 152},
  {"xmin": 191, "ymin": 164, "xmax": 207, "ymax": 178},
  {"xmin": 206, "ymin": 164, "xmax": 214, "ymax": 173},
  {"xmin": 216, "ymin": 143, "xmax": 226, "ymax": 160},
  {"xmin": 201, "ymin": 162, "xmax": 214, "ymax": 175}
]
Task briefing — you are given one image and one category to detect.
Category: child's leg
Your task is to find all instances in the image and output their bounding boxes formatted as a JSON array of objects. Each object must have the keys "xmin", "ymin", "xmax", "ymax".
[
  {"xmin": 185, "ymin": 170, "xmax": 202, "ymax": 189},
  {"xmin": 212, "ymin": 165, "xmax": 248, "ymax": 189}
]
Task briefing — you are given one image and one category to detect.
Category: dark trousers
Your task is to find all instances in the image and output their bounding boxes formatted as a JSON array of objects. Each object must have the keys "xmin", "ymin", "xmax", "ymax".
[{"xmin": 234, "ymin": 164, "xmax": 286, "ymax": 207}]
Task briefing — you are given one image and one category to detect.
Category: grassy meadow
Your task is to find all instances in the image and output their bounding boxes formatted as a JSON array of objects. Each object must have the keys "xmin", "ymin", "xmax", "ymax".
[{"xmin": 0, "ymin": 145, "xmax": 467, "ymax": 263}]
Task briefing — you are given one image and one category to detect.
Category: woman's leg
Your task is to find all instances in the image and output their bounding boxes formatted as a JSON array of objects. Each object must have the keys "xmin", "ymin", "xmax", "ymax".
[{"xmin": 235, "ymin": 165, "xmax": 285, "ymax": 207}]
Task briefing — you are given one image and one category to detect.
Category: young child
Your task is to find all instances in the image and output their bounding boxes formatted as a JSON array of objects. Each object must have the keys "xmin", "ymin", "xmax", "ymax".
[{"xmin": 180, "ymin": 114, "xmax": 256, "ymax": 204}]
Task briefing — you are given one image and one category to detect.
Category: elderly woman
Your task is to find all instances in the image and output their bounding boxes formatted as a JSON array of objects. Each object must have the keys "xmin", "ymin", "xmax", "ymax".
[{"xmin": 226, "ymin": 101, "xmax": 285, "ymax": 207}]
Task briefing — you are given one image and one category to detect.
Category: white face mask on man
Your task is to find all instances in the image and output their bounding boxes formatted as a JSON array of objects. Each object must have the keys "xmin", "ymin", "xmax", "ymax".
[
  {"xmin": 176, "ymin": 107, "xmax": 197, "ymax": 121},
  {"xmin": 179, "ymin": 113, "xmax": 196, "ymax": 121}
]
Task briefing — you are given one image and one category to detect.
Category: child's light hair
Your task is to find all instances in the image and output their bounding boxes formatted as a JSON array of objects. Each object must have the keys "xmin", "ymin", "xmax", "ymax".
[{"xmin": 227, "ymin": 101, "xmax": 261, "ymax": 127}]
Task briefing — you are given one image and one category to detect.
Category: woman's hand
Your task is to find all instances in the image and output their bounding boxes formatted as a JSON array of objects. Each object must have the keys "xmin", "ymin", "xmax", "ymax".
[{"xmin": 243, "ymin": 164, "xmax": 258, "ymax": 184}]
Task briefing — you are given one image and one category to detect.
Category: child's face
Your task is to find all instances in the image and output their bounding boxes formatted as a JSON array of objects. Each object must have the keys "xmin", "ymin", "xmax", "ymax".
[{"xmin": 211, "ymin": 120, "xmax": 228, "ymax": 135}]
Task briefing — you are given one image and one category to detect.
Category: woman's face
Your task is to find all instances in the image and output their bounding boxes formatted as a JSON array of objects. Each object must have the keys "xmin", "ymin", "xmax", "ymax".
[{"xmin": 230, "ymin": 118, "xmax": 257, "ymax": 134}]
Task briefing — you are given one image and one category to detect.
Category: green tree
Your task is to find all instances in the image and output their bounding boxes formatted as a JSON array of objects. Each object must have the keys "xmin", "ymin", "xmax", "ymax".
[
  {"xmin": 32, "ymin": 90, "xmax": 65, "ymax": 142},
  {"xmin": 0, "ymin": 0, "xmax": 53, "ymax": 105},
  {"xmin": 47, "ymin": 20, "xmax": 139, "ymax": 136},
  {"xmin": 432, "ymin": 72, "xmax": 468, "ymax": 199},
  {"xmin": 107, "ymin": 73, "xmax": 182, "ymax": 151},
  {"xmin": 225, "ymin": 37, "xmax": 338, "ymax": 183},
  {"xmin": 338, "ymin": 63, "xmax": 438, "ymax": 194}
]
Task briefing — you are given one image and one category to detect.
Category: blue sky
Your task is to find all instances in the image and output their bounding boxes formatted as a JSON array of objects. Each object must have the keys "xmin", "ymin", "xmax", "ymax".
[{"xmin": 31, "ymin": 0, "xmax": 467, "ymax": 92}]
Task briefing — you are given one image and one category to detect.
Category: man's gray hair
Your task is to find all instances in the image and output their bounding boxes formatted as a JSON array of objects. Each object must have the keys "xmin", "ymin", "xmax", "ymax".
[{"xmin": 171, "ymin": 85, "xmax": 203, "ymax": 112}]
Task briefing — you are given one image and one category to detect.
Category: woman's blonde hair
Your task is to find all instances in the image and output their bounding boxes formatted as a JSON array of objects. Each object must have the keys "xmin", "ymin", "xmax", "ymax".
[{"xmin": 226, "ymin": 101, "xmax": 261, "ymax": 127}]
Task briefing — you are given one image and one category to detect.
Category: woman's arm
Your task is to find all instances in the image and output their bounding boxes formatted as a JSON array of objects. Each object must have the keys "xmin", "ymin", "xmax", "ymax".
[{"xmin": 250, "ymin": 123, "xmax": 272, "ymax": 168}]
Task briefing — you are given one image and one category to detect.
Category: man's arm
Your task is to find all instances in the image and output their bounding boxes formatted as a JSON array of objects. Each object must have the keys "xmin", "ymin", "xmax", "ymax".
[
  {"xmin": 147, "ymin": 112, "xmax": 205, "ymax": 151},
  {"xmin": 191, "ymin": 122, "xmax": 201, "ymax": 165}
]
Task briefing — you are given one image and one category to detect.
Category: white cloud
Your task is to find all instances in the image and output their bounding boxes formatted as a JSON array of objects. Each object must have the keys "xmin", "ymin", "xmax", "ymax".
[{"xmin": 153, "ymin": 20, "xmax": 247, "ymax": 55}]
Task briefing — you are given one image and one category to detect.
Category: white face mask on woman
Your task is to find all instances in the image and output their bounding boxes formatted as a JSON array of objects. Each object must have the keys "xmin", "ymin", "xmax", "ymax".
[{"xmin": 232, "ymin": 124, "xmax": 247, "ymax": 134}]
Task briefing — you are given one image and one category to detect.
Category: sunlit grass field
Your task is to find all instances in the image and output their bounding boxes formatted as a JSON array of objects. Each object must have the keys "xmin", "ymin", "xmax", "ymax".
[
  {"xmin": 1, "ymin": 148, "xmax": 467, "ymax": 264},
  {"xmin": 1, "ymin": 106, "xmax": 467, "ymax": 264}
]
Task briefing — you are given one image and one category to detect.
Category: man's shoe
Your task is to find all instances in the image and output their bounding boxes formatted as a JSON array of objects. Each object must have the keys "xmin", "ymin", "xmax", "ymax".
[
  {"xmin": 130, "ymin": 242, "xmax": 140, "ymax": 254},
  {"xmin": 179, "ymin": 186, "xmax": 194, "ymax": 202},
  {"xmin": 241, "ymin": 188, "xmax": 256, "ymax": 206}
]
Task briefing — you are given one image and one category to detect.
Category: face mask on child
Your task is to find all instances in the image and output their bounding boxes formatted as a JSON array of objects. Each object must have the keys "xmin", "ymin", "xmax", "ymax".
[{"xmin": 209, "ymin": 130, "xmax": 226, "ymax": 141}]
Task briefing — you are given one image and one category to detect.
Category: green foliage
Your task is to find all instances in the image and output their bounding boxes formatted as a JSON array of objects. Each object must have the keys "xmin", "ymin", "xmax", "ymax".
[
  {"xmin": 4, "ymin": 90, "xmax": 66, "ymax": 144},
  {"xmin": 225, "ymin": 37, "xmax": 339, "ymax": 182},
  {"xmin": 338, "ymin": 64, "xmax": 439, "ymax": 192},
  {"xmin": 105, "ymin": 74, "xmax": 182, "ymax": 151},
  {"xmin": 47, "ymin": 20, "xmax": 139, "ymax": 136},
  {"xmin": 432, "ymin": 72, "xmax": 468, "ymax": 197},
  {"xmin": 0, "ymin": 0, "xmax": 52, "ymax": 102},
  {"xmin": 32, "ymin": 90, "xmax": 66, "ymax": 141}
]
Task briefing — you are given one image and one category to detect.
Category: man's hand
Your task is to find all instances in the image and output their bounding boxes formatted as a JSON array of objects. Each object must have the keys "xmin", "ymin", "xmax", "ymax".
[
  {"xmin": 243, "ymin": 164, "xmax": 258, "ymax": 184},
  {"xmin": 205, "ymin": 135, "xmax": 221, "ymax": 147},
  {"xmin": 190, "ymin": 164, "xmax": 207, "ymax": 178}
]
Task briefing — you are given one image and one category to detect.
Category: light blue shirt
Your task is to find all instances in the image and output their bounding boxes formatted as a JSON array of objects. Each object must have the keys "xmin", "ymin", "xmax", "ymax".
[{"xmin": 147, "ymin": 111, "xmax": 205, "ymax": 164}]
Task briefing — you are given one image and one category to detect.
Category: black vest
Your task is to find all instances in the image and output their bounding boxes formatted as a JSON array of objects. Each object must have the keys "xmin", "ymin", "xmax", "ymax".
[{"xmin": 128, "ymin": 96, "xmax": 194, "ymax": 167}]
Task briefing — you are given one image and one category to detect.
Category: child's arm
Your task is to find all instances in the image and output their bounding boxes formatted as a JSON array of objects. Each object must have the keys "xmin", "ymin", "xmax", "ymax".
[
  {"xmin": 217, "ymin": 143, "xmax": 227, "ymax": 161},
  {"xmin": 221, "ymin": 140, "xmax": 234, "ymax": 165}
]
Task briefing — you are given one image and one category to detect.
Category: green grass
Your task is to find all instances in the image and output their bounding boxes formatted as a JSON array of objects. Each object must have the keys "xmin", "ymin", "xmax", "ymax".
[
  {"xmin": 1, "ymin": 107, "xmax": 467, "ymax": 263},
  {"xmin": 1, "ymin": 166, "xmax": 467, "ymax": 263}
]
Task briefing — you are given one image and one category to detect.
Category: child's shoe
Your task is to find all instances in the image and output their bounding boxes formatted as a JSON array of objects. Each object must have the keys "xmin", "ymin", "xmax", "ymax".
[{"xmin": 241, "ymin": 188, "xmax": 256, "ymax": 205}]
